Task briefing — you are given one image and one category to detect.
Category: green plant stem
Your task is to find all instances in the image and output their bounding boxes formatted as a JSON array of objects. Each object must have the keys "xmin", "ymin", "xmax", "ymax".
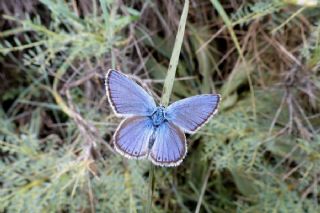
[
  {"xmin": 145, "ymin": 1, "xmax": 189, "ymax": 213},
  {"xmin": 160, "ymin": 0, "xmax": 189, "ymax": 107},
  {"xmin": 195, "ymin": 160, "xmax": 214, "ymax": 213},
  {"xmin": 146, "ymin": 164, "xmax": 155, "ymax": 213}
]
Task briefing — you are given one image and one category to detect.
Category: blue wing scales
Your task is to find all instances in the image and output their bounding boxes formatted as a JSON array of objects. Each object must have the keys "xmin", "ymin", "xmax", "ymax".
[
  {"xmin": 105, "ymin": 69, "xmax": 156, "ymax": 116},
  {"xmin": 114, "ymin": 116, "xmax": 154, "ymax": 159},
  {"xmin": 165, "ymin": 94, "xmax": 220, "ymax": 133},
  {"xmin": 149, "ymin": 122, "xmax": 187, "ymax": 167}
]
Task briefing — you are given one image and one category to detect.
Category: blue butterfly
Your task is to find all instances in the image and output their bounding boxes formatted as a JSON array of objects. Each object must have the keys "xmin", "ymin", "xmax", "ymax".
[{"xmin": 105, "ymin": 69, "xmax": 220, "ymax": 167}]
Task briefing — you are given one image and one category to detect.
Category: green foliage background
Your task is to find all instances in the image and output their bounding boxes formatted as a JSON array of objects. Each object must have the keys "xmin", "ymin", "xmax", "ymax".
[{"xmin": 1, "ymin": 0, "xmax": 320, "ymax": 212}]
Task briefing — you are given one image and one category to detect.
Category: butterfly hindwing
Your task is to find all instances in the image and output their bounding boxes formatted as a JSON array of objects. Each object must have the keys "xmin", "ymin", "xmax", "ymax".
[
  {"xmin": 166, "ymin": 94, "xmax": 220, "ymax": 133},
  {"xmin": 149, "ymin": 122, "xmax": 187, "ymax": 167},
  {"xmin": 114, "ymin": 116, "xmax": 154, "ymax": 159},
  {"xmin": 105, "ymin": 69, "xmax": 156, "ymax": 116}
]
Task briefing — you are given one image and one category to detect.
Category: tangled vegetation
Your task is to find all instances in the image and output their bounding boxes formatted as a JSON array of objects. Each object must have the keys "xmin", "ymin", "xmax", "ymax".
[{"xmin": 1, "ymin": 0, "xmax": 320, "ymax": 212}]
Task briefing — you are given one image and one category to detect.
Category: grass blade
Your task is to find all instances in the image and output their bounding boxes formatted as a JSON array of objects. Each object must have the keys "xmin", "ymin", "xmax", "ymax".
[
  {"xmin": 146, "ymin": 1, "xmax": 189, "ymax": 212},
  {"xmin": 210, "ymin": 0, "xmax": 256, "ymax": 119},
  {"xmin": 160, "ymin": 0, "xmax": 189, "ymax": 107}
]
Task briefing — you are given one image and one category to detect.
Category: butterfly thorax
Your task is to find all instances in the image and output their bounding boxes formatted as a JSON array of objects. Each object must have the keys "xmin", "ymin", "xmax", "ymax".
[{"xmin": 151, "ymin": 106, "xmax": 166, "ymax": 126}]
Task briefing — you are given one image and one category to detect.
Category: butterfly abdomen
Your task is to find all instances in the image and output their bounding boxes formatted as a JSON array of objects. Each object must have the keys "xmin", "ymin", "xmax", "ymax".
[{"xmin": 148, "ymin": 128, "xmax": 157, "ymax": 149}]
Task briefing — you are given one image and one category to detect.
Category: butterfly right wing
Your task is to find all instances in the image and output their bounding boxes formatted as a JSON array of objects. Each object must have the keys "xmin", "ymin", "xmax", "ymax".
[
  {"xmin": 105, "ymin": 69, "xmax": 156, "ymax": 117},
  {"xmin": 114, "ymin": 116, "xmax": 154, "ymax": 159}
]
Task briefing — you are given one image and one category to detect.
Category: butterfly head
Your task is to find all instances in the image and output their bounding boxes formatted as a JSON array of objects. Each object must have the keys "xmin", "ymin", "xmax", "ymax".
[{"xmin": 151, "ymin": 106, "xmax": 166, "ymax": 127}]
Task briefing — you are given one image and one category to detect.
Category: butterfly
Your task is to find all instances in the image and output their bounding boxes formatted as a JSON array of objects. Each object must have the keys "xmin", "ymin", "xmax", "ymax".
[{"xmin": 105, "ymin": 69, "xmax": 220, "ymax": 167}]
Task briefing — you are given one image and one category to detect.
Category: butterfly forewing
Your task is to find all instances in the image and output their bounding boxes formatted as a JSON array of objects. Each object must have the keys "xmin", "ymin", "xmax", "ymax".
[
  {"xmin": 105, "ymin": 69, "xmax": 156, "ymax": 116},
  {"xmin": 166, "ymin": 94, "xmax": 220, "ymax": 133},
  {"xmin": 149, "ymin": 122, "xmax": 187, "ymax": 167},
  {"xmin": 114, "ymin": 116, "xmax": 154, "ymax": 159}
]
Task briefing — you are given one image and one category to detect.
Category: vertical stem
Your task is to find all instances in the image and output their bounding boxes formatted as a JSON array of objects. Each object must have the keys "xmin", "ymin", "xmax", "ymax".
[
  {"xmin": 160, "ymin": 0, "xmax": 189, "ymax": 107},
  {"xmin": 195, "ymin": 160, "xmax": 214, "ymax": 213},
  {"xmin": 146, "ymin": 164, "xmax": 155, "ymax": 213},
  {"xmin": 145, "ymin": 1, "xmax": 189, "ymax": 212}
]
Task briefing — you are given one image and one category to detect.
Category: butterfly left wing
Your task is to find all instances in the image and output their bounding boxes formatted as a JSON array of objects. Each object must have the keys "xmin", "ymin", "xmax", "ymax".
[
  {"xmin": 149, "ymin": 122, "xmax": 187, "ymax": 167},
  {"xmin": 114, "ymin": 116, "xmax": 154, "ymax": 159},
  {"xmin": 165, "ymin": 94, "xmax": 220, "ymax": 133},
  {"xmin": 105, "ymin": 69, "xmax": 156, "ymax": 117}
]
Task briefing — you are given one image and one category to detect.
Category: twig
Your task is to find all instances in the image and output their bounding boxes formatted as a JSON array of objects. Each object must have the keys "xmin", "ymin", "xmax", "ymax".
[
  {"xmin": 195, "ymin": 160, "xmax": 214, "ymax": 213},
  {"xmin": 146, "ymin": 164, "xmax": 155, "ymax": 213}
]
